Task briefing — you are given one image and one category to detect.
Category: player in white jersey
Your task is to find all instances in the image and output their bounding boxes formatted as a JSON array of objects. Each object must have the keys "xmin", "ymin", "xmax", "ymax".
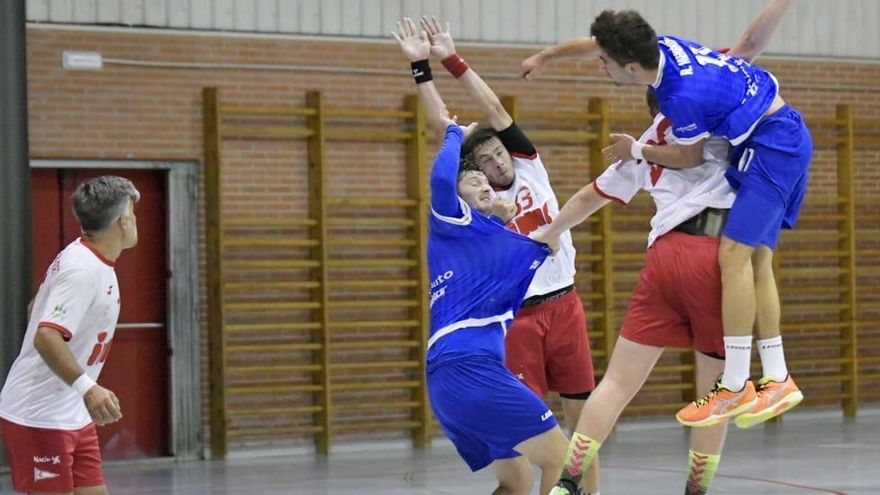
[
  {"xmin": 418, "ymin": 16, "xmax": 599, "ymax": 494},
  {"xmin": 534, "ymin": 90, "xmax": 733, "ymax": 495},
  {"xmin": 0, "ymin": 176, "xmax": 139, "ymax": 495}
]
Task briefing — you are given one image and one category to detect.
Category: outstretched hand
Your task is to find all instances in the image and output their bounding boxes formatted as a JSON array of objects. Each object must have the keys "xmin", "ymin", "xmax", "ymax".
[
  {"xmin": 520, "ymin": 52, "xmax": 547, "ymax": 80},
  {"xmin": 439, "ymin": 107, "xmax": 478, "ymax": 139},
  {"xmin": 608, "ymin": 133, "xmax": 637, "ymax": 163},
  {"xmin": 392, "ymin": 17, "xmax": 430, "ymax": 62},
  {"xmin": 420, "ymin": 16, "xmax": 456, "ymax": 60}
]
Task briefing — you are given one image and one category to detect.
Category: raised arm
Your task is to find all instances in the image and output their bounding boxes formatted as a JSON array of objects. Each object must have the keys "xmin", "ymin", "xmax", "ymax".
[
  {"xmin": 393, "ymin": 17, "xmax": 447, "ymax": 140},
  {"xmin": 727, "ymin": 0, "xmax": 795, "ymax": 63},
  {"xmin": 421, "ymin": 17, "xmax": 512, "ymax": 131},
  {"xmin": 430, "ymin": 121, "xmax": 466, "ymax": 218},
  {"xmin": 520, "ymin": 37, "xmax": 602, "ymax": 80}
]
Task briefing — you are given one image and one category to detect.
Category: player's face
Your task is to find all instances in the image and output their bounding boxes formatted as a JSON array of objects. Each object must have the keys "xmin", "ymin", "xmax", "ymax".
[
  {"xmin": 598, "ymin": 53, "xmax": 639, "ymax": 86},
  {"xmin": 118, "ymin": 199, "xmax": 138, "ymax": 249},
  {"xmin": 457, "ymin": 171, "xmax": 493, "ymax": 215},
  {"xmin": 472, "ymin": 137, "xmax": 515, "ymax": 188}
]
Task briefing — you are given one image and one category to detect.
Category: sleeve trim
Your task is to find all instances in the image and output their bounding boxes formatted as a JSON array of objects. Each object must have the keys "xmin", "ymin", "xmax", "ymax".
[
  {"xmin": 510, "ymin": 151, "xmax": 539, "ymax": 160},
  {"xmin": 430, "ymin": 198, "xmax": 473, "ymax": 226},
  {"xmin": 38, "ymin": 322, "xmax": 73, "ymax": 342},
  {"xmin": 592, "ymin": 181, "xmax": 628, "ymax": 206},
  {"xmin": 672, "ymin": 131, "xmax": 711, "ymax": 145}
]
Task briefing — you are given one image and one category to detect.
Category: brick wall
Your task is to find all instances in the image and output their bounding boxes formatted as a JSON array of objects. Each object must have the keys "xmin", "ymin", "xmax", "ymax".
[{"xmin": 26, "ymin": 27, "xmax": 880, "ymax": 452}]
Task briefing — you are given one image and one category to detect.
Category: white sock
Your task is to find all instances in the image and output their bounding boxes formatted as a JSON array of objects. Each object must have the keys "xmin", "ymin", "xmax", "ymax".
[
  {"xmin": 757, "ymin": 336, "xmax": 788, "ymax": 382},
  {"xmin": 721, "ymin": 336, "xmax": 752, "ymax": 390}
]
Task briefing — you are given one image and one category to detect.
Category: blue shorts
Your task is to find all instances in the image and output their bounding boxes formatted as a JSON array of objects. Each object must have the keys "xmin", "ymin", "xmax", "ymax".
[
  {"xmin": 724, "ymin": 105, "xmax": 812, "ymax": 250},
  {"xmin": 427, "ymin": 356, "xmax": 558, "ymax": 472}
]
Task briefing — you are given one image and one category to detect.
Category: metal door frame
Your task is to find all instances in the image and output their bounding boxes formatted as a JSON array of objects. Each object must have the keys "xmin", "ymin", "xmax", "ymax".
[{"xmin": 30, "ymin": 159, "xmax": 202, "ymax": 459}]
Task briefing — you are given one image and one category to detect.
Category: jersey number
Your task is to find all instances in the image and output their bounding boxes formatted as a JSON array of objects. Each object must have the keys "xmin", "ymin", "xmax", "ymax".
[
  {"xmin": 515, "ymin": 186, "xmax": 534, "ymax": 216},
  {"xmin": 690, "ymin": 46, "xmax": 739, "ymax": 73}
]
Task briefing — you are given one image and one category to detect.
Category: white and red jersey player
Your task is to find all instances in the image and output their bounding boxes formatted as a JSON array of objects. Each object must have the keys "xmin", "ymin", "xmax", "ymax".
[
  {"xmin": 0, "ymin": 237, "xmax": 120, "ymax": 430},
  {"xmin": 594, "ymin": 112, "xmax": 735, "ymax": 247},
  {"xmin": 587, "ymin": 111, "xmax": 735, "ymax": 358},
  {"xmin": 492, "ymin": 123, "xmax": 595, "ymax": 401},
  {"xmin": 493, "ymin": 125, "xmax": 576, "ymax": 299}
]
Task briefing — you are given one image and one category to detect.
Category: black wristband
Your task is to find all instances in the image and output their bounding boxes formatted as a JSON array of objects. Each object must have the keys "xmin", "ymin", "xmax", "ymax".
[{"xmin": 411, "ymin": 59, "xmax": 433, "ymax": 84}]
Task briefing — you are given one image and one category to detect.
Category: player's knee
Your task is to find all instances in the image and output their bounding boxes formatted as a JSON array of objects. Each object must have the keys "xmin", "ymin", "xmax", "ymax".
[
  {"xmin": 751, "ymin": 246, "xmax": 775, "ymax": 279},
  {"xmin": 718, "ymin": 238, "xmax": 753, "ymax": 274},
  {"xmin": 496, "ymin": 466, "xmax": 533, "ymax": 495},
  {"xmin": 601, "ymin": 365, "xmax": 641, "ymax": 399}
]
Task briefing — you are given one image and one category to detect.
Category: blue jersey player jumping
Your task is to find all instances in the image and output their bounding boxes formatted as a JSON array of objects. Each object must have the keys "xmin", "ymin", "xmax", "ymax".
[
  {"xmin": 522, "ymin": 2, "xmax": 808, "ymax": 493},
  {"xmin": 393, "ymin": 18, "xmax": 570, "ymax": 495}
]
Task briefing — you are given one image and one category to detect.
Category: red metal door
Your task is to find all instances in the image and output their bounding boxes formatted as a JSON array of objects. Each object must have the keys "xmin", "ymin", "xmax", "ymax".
[
  {"xmin": 31, "ymin": 168, "xmax": 170, "ymax": 459},
  {"xmin": 30, "ymin": 168, "xmax": 63, "ymax": 292}
]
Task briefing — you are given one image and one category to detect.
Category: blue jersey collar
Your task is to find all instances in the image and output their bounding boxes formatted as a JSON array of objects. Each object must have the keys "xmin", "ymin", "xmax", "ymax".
[{"xmin": 650, "ymin": 48, "xmax": 666, "ymax": 89}]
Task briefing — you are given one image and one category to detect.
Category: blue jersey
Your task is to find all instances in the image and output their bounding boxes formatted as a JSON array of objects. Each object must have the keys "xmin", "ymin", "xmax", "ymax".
[
  {"xmin": 652, "ymin": 36, "xmax": 779, "ymax": 146},
  {"xmin": 426, "ymin": 125, "xmax": 549, "ymax": 365}
]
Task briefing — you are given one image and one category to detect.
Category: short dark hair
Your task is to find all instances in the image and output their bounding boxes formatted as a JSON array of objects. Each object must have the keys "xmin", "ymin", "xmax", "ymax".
[
  {"xmin": 646, "ymin": 87, "xmax": 660, "ymax": 116},
  {"xmin": 457, "ymin": 157, "xmax": 484, "ymax": 180},
  {"xmin": 72, "ymin": 176, "xmax": 140, "ymax": 235},
  {"xmin": 590, "ymin": 10, "xmax": 659, "ymax": 69},
  {"xmin": 461, "ymin": 127, "xmax": 501, "ymax": 161}
]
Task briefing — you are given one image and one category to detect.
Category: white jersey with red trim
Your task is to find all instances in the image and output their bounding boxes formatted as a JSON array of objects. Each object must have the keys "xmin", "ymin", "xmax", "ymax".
[
  {"xmin": 0, "ymin": 238, "xmax": 120, "ymax": 430},
  {"xmin": 594, "ymin": 112, "xmax": 735, "ymax": 248},
  {"xmin": 496, "ymin": 153, "xmax": 576, "ymax": 299}
]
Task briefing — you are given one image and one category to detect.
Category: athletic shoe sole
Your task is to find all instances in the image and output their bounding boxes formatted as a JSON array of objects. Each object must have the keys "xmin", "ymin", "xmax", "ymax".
[
  {"xmin": 734, "ymin": 390, "xmax": 804, "ymax": 429},
  {"xmin": 676, "ymin": 397, "xmax": 758, "ymax": 428}
]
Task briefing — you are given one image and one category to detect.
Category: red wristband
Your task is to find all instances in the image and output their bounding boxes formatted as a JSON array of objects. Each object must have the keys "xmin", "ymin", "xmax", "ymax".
[{"xmin": 442, "ymin": 53, "xmax": 470, "ymax": 79}]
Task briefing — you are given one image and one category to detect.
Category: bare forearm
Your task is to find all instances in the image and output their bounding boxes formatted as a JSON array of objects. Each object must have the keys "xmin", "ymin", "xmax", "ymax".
[
  {"xmin": 457, "ymin": 69, "xmax": 512, "ymax": 131},
  {"xmin": 729, "ymin": 0, "xmax": 794, "ymax": 62},
  {"xmin": 415, "ymin": 80, "xmax": 448, "ymax": 139},
  {"xmin": 541, "ymin": 37, "xmax": 601, "ymax": 63},
  {"xmin": 33, "ymin": 328, "xmax": 86, "ymax": 385},
  {"xmin": 642, "ymin": 143, "xmax": 704, "ymax": 169},
  {"xmin": 545, "ymin": 182, "xmax": 611, "ymax": 237}
]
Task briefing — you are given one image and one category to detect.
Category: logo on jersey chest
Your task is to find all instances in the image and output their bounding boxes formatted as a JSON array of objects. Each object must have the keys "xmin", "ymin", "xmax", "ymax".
[{"xmin": 429, "ymin": 270, "xmax": 454, "ymax": 309}]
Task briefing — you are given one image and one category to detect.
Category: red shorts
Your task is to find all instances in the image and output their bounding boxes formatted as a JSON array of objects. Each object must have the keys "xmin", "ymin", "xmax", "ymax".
[
  {"xmin": 505, "ymin": 288, "xmax": 595, "ymax": 397},
  {"xmin": 1, "ymin": 418, "xmax": 104, "ymax": 493},
  {"xmin": 620, "ymin": 231, "xmax": 725, "ymax": 357}
]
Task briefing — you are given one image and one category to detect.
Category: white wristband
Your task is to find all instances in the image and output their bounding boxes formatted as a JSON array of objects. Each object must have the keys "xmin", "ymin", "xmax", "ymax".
[
  {"xmin": 72, "ymin": 374, "xmax": 96, "ymax": 396},
  {"xmin": 631, "ymin": 141, "xmax": 646, "ymax": 161}
]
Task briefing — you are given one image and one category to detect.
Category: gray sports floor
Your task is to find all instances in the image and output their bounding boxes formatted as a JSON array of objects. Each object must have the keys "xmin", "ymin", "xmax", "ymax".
[{"xmin": 2, "ymin": 408, "xmax": 878, "ymax": 494}]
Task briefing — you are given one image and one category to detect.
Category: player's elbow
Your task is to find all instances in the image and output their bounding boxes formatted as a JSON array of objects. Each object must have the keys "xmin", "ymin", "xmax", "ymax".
[
  {"xmin": 487, "ymin": 100, "xmax": 513, "ymax": 130},
  {"xmin": 33, "ymin": 327, "xmax": 53, "ymax": 352},
  {"xmin": 684, "ymin": 155, "xmax": 704, "ymax": 168},
  {"xmin": 680, "ymin": 144, "xmax": 705, "ymax": 168},
  {"xmin": 33, "ymin": 326, "xmax": 64, "ymax": 352},
  {"xmin": 732, "ymin": 35, "xmax": 759, "ymax": 62}
]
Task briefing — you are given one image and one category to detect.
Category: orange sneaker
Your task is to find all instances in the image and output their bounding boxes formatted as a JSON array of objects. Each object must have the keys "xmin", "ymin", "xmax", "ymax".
[
  {"xmin": 676, "ymin": 380, "xmax": 757, "ymax": 427},
  {"xmin": 734, "ymin": 375, "xmax": 804, "ymax": 429}
]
